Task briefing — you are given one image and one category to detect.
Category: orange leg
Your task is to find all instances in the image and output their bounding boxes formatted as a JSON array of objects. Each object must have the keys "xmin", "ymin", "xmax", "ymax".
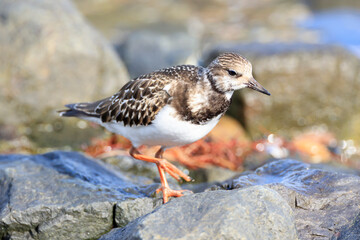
[{"xmin": 129, "ymin": 146, "xmax": 191, "ymax": 203}]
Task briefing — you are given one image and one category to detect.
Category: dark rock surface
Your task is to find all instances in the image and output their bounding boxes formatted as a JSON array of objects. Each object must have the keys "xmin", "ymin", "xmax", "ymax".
[
  {"xmin": 114, "ymin": 198, "xmax": 161, "ymax": 229},
  {"xmin": 227, "ymin": 159, "xmax": 360, "ymax": 239},
  {"xmin": 2, "ymin": 151, "xmax": 360, "ymax": 240},
  {"xmin": 0, "ymin": 151, "xmax": 157, "ymax": 240},
  {"xmin": 101, "ymin": 158, "xmax": 360, "ymax": 240},
  {"xmin": 334, "ymin": 212, "xmax": 360, "ymax": 240},
  {"xmin": 100, "ymin": 185, "xmax": 298, "ymax": 240},
  {"xmin": 203, "ymin": 43, "xmax": 360, "ymax": 142},
  {"xmin": 0, "ymin": 0, "xmax": 129, "ymax": 145}
]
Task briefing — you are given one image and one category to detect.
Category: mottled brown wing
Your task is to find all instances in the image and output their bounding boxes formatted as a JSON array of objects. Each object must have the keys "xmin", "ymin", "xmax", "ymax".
[{"xmin": 95, "ymin": 77, "xmax": 172, "ymax": 126}]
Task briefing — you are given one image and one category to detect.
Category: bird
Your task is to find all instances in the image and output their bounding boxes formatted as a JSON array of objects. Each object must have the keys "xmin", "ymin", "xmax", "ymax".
[{"xmin": 59, "ymin": 52, "xmax": 270, "ymax": 203}]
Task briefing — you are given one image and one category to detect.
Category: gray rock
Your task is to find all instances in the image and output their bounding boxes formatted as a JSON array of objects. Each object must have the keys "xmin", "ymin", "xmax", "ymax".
[
  {"xmin": 116, "ymin": 30, "xmax": 198, "ymax": 78},
  {"xmin": 115, "ymin": 198, "xmax": 162, "ymax": 228},
  {"xmin": 333, "ymin": 212, "xmax": 360, "ymax": 240},
  {"xmin": 228, "ymin": 159, "xmax": 360, "ymax": 239},
  {"xmin": 0, "ymin": 0, "xmax": 129, "ymax": 144},
  {"xmin": 311, "ymin": 162, "xmax": 360, "ymax": 176},
  {"xmin": 100, "ymin": 185, "xmax": 298, "ymax": 240},
  {"xmin": 4, "ymin": 152, "xmax": 359, "ymax": 240},
  {"xmin": 0, "ymin": 151, "xmax": 158, "ymax": 240},
  {"xmin": 203, "ymin": 44, "xmax": 360, "ymax": 142}
]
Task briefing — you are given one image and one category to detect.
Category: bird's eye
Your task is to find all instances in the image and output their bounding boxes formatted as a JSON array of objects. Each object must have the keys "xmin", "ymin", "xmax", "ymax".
[{"xmin": 227, "ymin": 69, "xmax": 237, "ymax": 76}]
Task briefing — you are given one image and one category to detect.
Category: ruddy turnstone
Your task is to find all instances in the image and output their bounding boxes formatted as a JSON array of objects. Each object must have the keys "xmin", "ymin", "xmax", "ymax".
[{"xmin": 59, "ymin": 52, "xmax": 270, "ymax": 203}]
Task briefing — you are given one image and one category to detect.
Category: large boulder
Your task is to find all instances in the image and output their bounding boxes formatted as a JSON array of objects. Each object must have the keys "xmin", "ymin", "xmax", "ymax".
[
  {"xmin": 0, "ymin": 0, "xmax": 129, "ymax": 145},
  {"xmin": 2, "ymin": 151, "xmax": 360, "ymax": 239},
  {"xmin": 0, "ymin": 151, "xmax": 158, "ymax": 240},
  {"xmin": 203, "ymin": 44, "xmax": 360, "ymax": 142},
  {"xmin": 100, "ymin": 158, "xmax": 360, "ymax": 240},
  {"xmin": 226, "ymin": 159, "xmax": 360, "ymax": 239},
  {"xmin": 100, "ymin": 185, "xmax": 298, "ymax": 240}
]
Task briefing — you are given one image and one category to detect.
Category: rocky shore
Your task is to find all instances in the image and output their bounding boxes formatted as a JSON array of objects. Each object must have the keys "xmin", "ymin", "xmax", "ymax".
[
  {"xmin": 1, "ymin": 152, "xmax": 359, "ymax": 239},
  {"xmin": 1, "ymin": 0, "xmax": 360, "ymax": 239}
]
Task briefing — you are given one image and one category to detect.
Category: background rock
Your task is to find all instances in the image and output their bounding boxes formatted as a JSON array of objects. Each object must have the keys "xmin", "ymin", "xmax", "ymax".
[
  {"xmin": 73, "ymin": 0, "xmax": 313, "ymax": 44},
  {"xmin": 203, "ymin": 44, "xmax": 360, "ymax": 142},
  {"xmin": 100, "ymin": 185, "xmax": 298, "ymax": 240},
  {"xmin": 115, "ymin": 30, "xmax": 199, "ymax": 78},
  {"xmin": 0, "ymin": 0, "xmax": 129, "ymax": 146},
  {"xmin": 225, "ymin": 159, "xmax": 360, "ymax": 239},
  {"xmin": 0, "ymin": 151, "xmax": 158, "ymax": 240}
]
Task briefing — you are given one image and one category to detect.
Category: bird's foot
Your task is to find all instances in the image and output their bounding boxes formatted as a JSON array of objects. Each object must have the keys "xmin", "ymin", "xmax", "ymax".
[
  {"xmin": 129, "ymin": 146, "xmax": 192, "ymax": 203},
  {"xmin": 156, "ymin": 186, "xmax": 191, "ymax": 203}
]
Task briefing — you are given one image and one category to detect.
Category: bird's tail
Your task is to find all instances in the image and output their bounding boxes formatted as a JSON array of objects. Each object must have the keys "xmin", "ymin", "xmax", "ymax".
[
  {"xmin": 58, "ymin": 105, "xmax": 85, "ymax": 118},
  {"xmin": 58, "ymin": 100, "xmax": 104, "ymax": 119}
]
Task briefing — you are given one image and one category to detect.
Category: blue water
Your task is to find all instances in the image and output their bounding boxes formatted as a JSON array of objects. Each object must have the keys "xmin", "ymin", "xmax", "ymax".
[{"xmin": 300, "ymin": 9, "xmax": 360, "ymax": 57}]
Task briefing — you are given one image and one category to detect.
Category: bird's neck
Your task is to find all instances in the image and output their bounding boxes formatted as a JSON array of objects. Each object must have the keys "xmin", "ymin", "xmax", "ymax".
[
  {"xmin": 225, "ymin": 91, "xmax": 234, "ymax": 100},
  {"xmin": 205, "ymin": 69, "xmax": 227, "ymax": 94},
  {"xmin": 170, "ymin": 73, "xmax": 232, "ymax": 125}
]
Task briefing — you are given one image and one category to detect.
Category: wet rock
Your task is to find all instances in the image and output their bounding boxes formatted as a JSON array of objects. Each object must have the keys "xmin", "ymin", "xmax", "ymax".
[
  {"xmin": 115, "ymin": 198, "xmax": 162, "ymax": 228},
  {"xmin": 203, "ymin": 44, "xmax": 360, "ymax": 142},
  {"xmin": 311, "ymin": 162, "xmax": 360, "ymax": 176},
  {"xmin": 116, "ymin": 30, "xmax": 198, "ymax": 78},
  {"xmin": 227, "ymin": 159, "xmax": 360, "ymax": 239},
  {"xmin": 334, "ymin": 212, "xmax": 360, "ymax": 240},
  {"xmin": 4, "ymin": 152, "xmax": 358, "ymax": 240},
  {"xmin": 0, "ymin": 151, "xmax": 157, "ymax": 240},
  {"xmin": 99, "ymin": 185, "xmax": 298, "ymax": 240},
  {"xmin": 0, "ymin": 0, "xmax": 129, "ymax": 145}
]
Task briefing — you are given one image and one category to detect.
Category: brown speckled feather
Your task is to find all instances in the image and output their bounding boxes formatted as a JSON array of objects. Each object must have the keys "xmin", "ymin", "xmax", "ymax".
[
  {"xmin": 63, "ymin": 65, "xmax": 202, "ymax": 127},
  {"xmin": 98, "ymin": 77, "xmax": 171, "ymax": 126}
]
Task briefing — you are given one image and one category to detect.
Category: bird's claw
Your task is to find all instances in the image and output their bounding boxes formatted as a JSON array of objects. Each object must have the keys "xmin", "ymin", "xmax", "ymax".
[{"xmin": 156, "ymin": 186, "xmax": 193, "ymax": 203}]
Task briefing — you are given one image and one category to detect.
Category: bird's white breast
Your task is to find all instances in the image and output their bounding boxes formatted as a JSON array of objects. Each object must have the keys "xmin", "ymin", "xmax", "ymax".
[{"xmin": 95, "ymin": 105, "xmax": 221, "ymax": 148}]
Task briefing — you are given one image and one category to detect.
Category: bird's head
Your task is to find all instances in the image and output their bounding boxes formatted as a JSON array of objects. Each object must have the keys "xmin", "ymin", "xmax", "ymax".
[{"xmin": 207, "ymin": 52, "xmax": 270, "ymax": 96}]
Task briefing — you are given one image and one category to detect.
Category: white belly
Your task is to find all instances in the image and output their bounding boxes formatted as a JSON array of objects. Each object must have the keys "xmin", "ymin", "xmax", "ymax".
[{"xmin": 95, "ymin": 105, "xmax": 221, "ymax": 148}]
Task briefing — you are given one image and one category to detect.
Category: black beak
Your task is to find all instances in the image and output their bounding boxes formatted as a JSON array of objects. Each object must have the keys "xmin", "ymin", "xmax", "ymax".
[{"xmin": 246, "ymin": 78, "xmax": 271, "ymax": 96}]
